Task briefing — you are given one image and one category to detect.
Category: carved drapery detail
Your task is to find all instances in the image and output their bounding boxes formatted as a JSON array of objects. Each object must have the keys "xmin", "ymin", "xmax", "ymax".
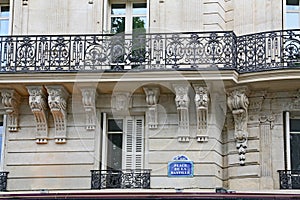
[
  {"xmin": 143, "ymin": 87, "xmax": 160, "ymax": 129},
  {"xmin": 1, "ymin": 89, "xmax": 21, "ymax": 132},
  {"xmin": 81, "ymin": 87, "xmax": 97, "ymax": 131},
  {"xmin": 227, "ymin": 86, "xmax": 249, "ymax": 165},
  {"xmin": 112, "ymin": 92, "xmax": 131, "ymax": 114},
  {"xmin": 23, "ymin": 0, "xmax": 28, "ymax": 5},
  {"xmin": 173, "ymin": 84, "xmax": 190, "ymax": 142},
  {"xmin": 45, "ymin": 86, "xmax": 69, "ymax": 144},
  {"xmin": 193, "ymin": 85, "xmax": 209, "ymax": 141},
  {"xmin": 27, "ymin": 86, "xmax": 49, "ymax": 144}
]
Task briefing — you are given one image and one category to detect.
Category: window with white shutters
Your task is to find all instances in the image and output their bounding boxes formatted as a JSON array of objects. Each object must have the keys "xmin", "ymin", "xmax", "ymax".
[{"xmin": 123, "ymin": 116, "xmax": 144, "ymax": 169}]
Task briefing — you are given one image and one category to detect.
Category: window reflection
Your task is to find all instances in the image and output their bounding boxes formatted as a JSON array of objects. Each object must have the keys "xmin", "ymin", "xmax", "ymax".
[
  {"xmin": 111, "ymin": 4, "xmax": 126, "ymax": 15},
  {"xmin": 111, "ymin": 17, "xmax": 125, "ymax": 34},
  {"xmin": 133, "ymin": 3, "xmax": 147, "ymax": 15}
]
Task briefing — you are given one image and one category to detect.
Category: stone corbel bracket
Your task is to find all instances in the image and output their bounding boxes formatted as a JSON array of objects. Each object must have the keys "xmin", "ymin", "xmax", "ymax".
[
  {"xmin": 193, "ymin": 84, "xmax": 209, "ymax": 141},
  {"xmin": 227, "ymin": 86, "xmax": 249, "ymax": 165},
  {"xmin": 173, "ymin": 84, "xmax": 190, "ymax": 142},
  {"xmin": 45, "ymin": 86, "xmax": 69, "ymax": 144},
  {"xmin": 1, "ymin": 89, "xmax": 21, "ymax": 132},
  {"xmin": 27, "ymin": 86, "xmax": 49, "ymax": 144},
  {"xmin": 81, "ymin": 87, "xmax": 97, "ymax": 131},
  {"xmin": 143, "ymin": 87, "xmax": 160, "ymax": 129}
]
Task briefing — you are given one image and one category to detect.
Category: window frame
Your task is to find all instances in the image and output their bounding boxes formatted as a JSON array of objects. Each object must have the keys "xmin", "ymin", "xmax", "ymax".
[
  {"xmin": 108, "ymin": 0, "xmax": 148, "ymax": 34},
  {"xmin": 0, "ymin": 3, "xmax": 10, "ymax": 35},
  {"xmin": 286, "ymin": 0, "xmax": 300, "ymax": 29}
]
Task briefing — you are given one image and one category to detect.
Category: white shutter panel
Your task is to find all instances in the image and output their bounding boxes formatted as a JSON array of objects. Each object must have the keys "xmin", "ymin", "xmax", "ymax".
[
  {"xmin": 124, "ymin": 118, "xmax": 134, "ymax": 169},
  {"xmin": 124, "ymin": 117, "xmax": 144, "ymax": 170},
  {"xmin": 135, "ymin": 118, "xmax": 144, "ymax": 169}
]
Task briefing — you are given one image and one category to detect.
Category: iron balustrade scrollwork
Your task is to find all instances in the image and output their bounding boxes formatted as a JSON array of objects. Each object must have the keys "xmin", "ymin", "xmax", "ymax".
[
  {"xmin": 91, "ymin": 169, "xmax": 151, "ymax": 189},
  {"xmin": 0, "ymin": 172, "xmax": 9, "ymax": 191},
  {"xmin": 2, "ymin": 30, "xmax": 300, "ymax": 73},
  {"xmin": 278, "ymin": 170, "xmax": 300, "ymax": 189}
]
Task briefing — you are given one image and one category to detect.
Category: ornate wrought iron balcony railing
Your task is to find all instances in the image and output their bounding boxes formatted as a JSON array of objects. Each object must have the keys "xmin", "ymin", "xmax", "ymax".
[
  {"xmin": 91, "ymin": 169, "xmax": 151, "ymax": 189},
  {"xmin": 1, "ymin": 30, "xmax": 300, "ymax": 73},
  {"xmin": 278, "ymin": 170, "xmax": 300, "ymax": 189}
]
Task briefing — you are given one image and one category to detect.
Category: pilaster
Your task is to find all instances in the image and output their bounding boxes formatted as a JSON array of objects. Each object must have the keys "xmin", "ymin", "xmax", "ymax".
[
  {"xmin": 173, "ymin": 84, "xmax": 190, "ymax": 142},
  {"xmin": 81, "ymin": 87, "xmax": 97, "ymax": 131},
  {"xmin": 143, "ymin": 87, "xmax": 160, "ymax": 129},
  {"xmin": 193, "ymin": 84, "xmax": 209, "ymax": 142}
]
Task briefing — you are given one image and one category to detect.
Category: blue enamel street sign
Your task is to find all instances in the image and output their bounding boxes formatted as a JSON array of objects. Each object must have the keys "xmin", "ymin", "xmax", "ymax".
[{"xmin": 168, "ymin": 155, "xmax": 194, "ymax": 177}]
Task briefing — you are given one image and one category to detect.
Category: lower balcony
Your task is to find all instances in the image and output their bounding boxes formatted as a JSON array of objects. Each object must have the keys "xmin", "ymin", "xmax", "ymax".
[
  {"xmin": 91, "ymin": 169, "xmax": 151, "ymax": 189},
  {"xmin": 278, "ymin": 170, "xmax": 300, "ymax": 189}
]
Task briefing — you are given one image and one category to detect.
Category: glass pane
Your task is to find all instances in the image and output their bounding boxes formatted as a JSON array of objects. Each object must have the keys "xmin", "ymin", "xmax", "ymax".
[
  {"xmin": 132, "ymin": 16, "xmax": 147, "ymax": 30},
  {"xmin": 111, "ymin": 17, "xmax": 125, "ymax": 34},
  {"xmin": 291, "ymin": 134, "xmax": 300, "ymax": 170},
  {"xmin": 0, "ymin": 19, "xmax": 9, "ymax": 35},
  {"xmin": 0, "ymin": 122, "xmax": 3, "ymax": 163},
  {"xmin": 286, "ymin": 12, "xmax": 299, "ymax": 29},
  {"xmin": 107, "ymin": 133, "xmax": 123, "ymax": 170},
  {"xmin": 0, "ymin": 6, "xmax": 9, "ymax": 17},
  {"xmin": 287, "ymin": 0, "xmax": 300, "ymax": 6},
  {"xmin": 108, "ymin": 119, "xmax": 123, "ymax": 132},
  {"xmin": 291, "ymin": 119, "xmax": 300, "ymax": 132},
  {"xmin": 133, "ymin": 3, "xmax": 147, "ymax": 15},
  {"xmin": 287, "ymin": 5, "xmax": 300, "ymax": 10},
  {"xmin": 111, "ymin": 4, "xmax": 126, "ymax": 15}
]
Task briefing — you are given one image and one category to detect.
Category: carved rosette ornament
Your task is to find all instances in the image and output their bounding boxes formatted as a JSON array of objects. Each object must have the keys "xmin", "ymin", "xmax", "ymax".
[
  {"xmin": 27, "ymin": 86, "xmax": 49, "ymax": 144},
  {"xmin": 143, "ymin": 87, "xmax": 160, "ymax": 129},
  {"xmin": 193, "ymin": 85, "xmax": 209, "ymax": 140},
  {"xmin": 45, "ymin": 86, "xmax": 69, "ymax": 144},
  {"xmin": 81, "ymin": 87, "xmax": 97, "ymax": 131},
  {"xmin": 173, "ymin": 84, "xmax": 190, "ymax": 142},
  {"xmin": 1, "ymin": 89, "xmax": 21, "ymax": 132},
  {"xmin": 227, "ymin": 86, "xmax": 249, "ymax": 165}
]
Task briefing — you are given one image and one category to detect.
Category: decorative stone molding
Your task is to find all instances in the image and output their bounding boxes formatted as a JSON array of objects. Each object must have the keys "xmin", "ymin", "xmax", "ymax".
[
  {"xmin": 193, "ymin": 85, "xmax": 209, "ymax": 140},
  {"xmin": 81, "ymin": 87, "xmax": 97, "ymax": 131},
  {"xmin": 45, "ymin": 86, "xmax": 69, "ymax": 144},
  {"xmin": 143, "ymin": 87, "xmax": 160, "ymax": 129},
  {"xmin": 173, "ymin": 84, "xmax": 190, "ymax": 142},
  {"xmin": 260, "ymin": 114, "xmax": 275, "ymax": 129},
  {"xmin": 227, "ymin": 86, "xmax": 249, "ymax": 165},
  {"xmin": 112, "ymin": 92, "xmax": 131, "ymax": 114},
  {"xmin": 196, "ymin": 135, "xmax": 208, "ymax": 142},
  {"xmin": 177, "ymin": 136, "xmax": 190, "ymax": 142},
  {"xmin": 1, "ymin": 89, "xmax": 21, "ymax": 132},
  {"xmin": 290, "ymin": 89, "xmax": 300, "ymax": 110},
  {"xmin": 23, "ymin": 0, "xmax": 28, "ymax": 5},
  {"xmin": 27, "ymin": 86, "xmax": 49, "ymax": 144}
]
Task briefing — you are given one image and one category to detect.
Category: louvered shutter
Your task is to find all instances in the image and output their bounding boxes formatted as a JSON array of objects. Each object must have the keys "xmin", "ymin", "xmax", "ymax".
[{"xmin": 124, "ymin": 116, "xmax": 144, "ymax": 170}]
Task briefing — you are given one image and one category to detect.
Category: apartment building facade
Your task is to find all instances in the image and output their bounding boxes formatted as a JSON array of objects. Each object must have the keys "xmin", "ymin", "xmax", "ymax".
[{"xmin": 0, "ymin": 0, "xmax": 298, "ymax": 192}]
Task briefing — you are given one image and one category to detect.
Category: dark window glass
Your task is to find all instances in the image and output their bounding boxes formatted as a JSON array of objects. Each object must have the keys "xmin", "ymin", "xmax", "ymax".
[
  {"xmin": 108, "ymin": 119, "xmax": 123, "ymax": 132},
  {"xmin": 111, "ymin": 17, "xmax": 125, "ymax": 34},
  {"xmin": 133, "ymin": 3, "xmax": 147, "ymax": 15},
  {"xmin": 290, "ymin": 119, "xmax": 300, "ymax": 132},
  {"xmin": 287, "ymin": 0, "xmax": 300, "ymax": 6}
]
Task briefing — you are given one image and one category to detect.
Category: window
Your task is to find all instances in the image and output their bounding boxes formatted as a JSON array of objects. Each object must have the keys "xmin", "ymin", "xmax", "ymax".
[
  {"xmin": 0, "ymin": 115, "xmax": 5, "ymax": 168},
  {"xmin": 286, "ymin": 0, "xmax": 300, "ymax": 29},
  {"xmin": 0, "ymin": 4, "xmax": 9, "ymax": 35},
  {"xmin": 289, "ymin": 118, "xmax": 300, "ymax": 170},
  {"xmin": 105, "ymin": 116, "xmax": 145, "ymax": 170},
  {"xmin": 110, "ymin": 1, "xmax": 147, "ymax": 34}
]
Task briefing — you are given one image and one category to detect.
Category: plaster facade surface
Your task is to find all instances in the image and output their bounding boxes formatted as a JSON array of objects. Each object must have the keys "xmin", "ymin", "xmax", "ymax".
[{"xmin": 0, "ymin": 0, "xmax": 297, "ymax": 193}]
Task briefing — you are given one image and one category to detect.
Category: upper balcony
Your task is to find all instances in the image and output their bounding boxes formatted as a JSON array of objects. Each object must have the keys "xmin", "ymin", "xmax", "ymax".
[{"xmin": 0, "ymin": 30, "xmax": 300, "ymax": 74}]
